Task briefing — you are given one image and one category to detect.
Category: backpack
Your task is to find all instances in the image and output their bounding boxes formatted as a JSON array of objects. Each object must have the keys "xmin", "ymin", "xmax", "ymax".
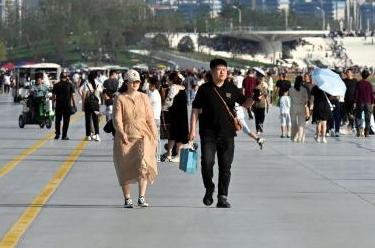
[{"xmin": 84, "ymin": 86, "xmax": 99, "ymax": 111}]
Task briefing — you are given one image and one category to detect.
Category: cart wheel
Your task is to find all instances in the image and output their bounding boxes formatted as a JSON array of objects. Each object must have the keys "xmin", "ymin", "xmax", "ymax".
[
  {"xmin": 19, "ymin": 115, "xmax": 25, "ymax": 128},
  {"xmin": 45, "ymin": 119, "xmax": 52, "ymax": 129}
]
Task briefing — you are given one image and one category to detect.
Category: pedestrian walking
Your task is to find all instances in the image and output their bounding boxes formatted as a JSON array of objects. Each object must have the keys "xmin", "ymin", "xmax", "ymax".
[
  {"xmin": 112, "ymin": 69, "xmax": 158, "ymax": 208},
  {"xmin": 189, "ymin": 58, "xmax": 252, "ymax": 208},
  {"xmin": 3, "ymin": 72, "xmax": 11, "ymax": 94},
  {"xmin": 103, "ymin": 70, "xmax": 119, "ymax": 122},
  {"xmin": 354, "ymin": 69, "xmax": 374, "ymax": 137},
  {"xmin": 310, "ymin": 85, "xmax": 332, "ymax": 143},
  {"xmin": 289, "ymin": 76, "xmax": 309, "ymax": 142},
  {"xmin": 163, "ymin": 71, "xmax": 189, "ymax": 163},
  {"xmin": 81, "ymin": 71, "xmax": 101, "ymax": 141},
  {"xmin": 265, "ymin": 71, "xmax": 274, "ymax": 104},
  {"xmin": 252, "ymin": 68, "xmax": 269, "ymax": 134},
  {"xmin": 275, "ymin": 72, "xmax": 291, "ymax": 105},
  {"xmin": 279, "ymin": 91, "xmax": 291, "ymax": 138},
  {"xmin": 52, "ymin": 72, "xmax": 76, "ymax": 140},
  {"xmin": 343, "ymin": 68, "xmax": 357, "ymax": 129},
  {"xmin": 146, "ymin": 76, "xmax": 162, "ymax": 162}
]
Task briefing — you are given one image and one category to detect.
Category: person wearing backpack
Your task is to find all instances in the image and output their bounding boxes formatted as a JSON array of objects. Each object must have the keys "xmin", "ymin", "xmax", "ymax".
[{"xmin": 81, "ymin": 71, "xmax": 101, "ymax": 141}]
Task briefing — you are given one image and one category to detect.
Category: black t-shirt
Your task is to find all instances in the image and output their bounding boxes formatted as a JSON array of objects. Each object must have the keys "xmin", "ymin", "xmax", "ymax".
[
  {"xmin": 276, "ymin": 79, "xmax": 291, "ymax": 97},
  {"xmin": 343, "ymin": 78, "xmax": 357, "ymax": 102},
  {"xmin": 192, "ymin": 81, "xmax": 246, "ymax": 138},
  {"xmin": 52, "ymin": 80, "xmax": 75, "ymax": 109}
]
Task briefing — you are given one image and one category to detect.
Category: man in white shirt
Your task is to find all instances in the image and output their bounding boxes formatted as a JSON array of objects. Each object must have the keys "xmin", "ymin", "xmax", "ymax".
[
  {"xmin": 4, "ymin": 73, "xmax": 11, "ymax": 94},
  {"xmin": 147, "ymin": 77, "xmax": 162, "ymax": 161},
  {"xmin": 233, "ymin": 69, "xmax": 244, "ymax": 89}
]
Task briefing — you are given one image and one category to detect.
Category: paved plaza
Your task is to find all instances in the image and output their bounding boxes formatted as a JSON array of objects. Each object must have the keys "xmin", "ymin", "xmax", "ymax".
[{"xmin": 1, "ymin": 93, "xmax": 375, "ymax": 248}]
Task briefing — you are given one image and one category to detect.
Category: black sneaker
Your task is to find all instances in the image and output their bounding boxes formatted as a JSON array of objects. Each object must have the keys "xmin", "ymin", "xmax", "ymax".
[
  {"xmin": 216, "ymin": 195, "xmax": 231, "ymax": 208},
  {"xmin": 54, "ymin": 135, "xmax": 60, "ymax": 140},
  {"xmin": 138, "ymin": 196, "xmax": 149, "ymax": 207},
  {"xmin": 124, "ymin": 198, "xmax": 133, "ymax": 208},
  {"xmin": 203, "ymin": 189, "xmax": 214, "ymax": 206},
  {"xmin": 61, "ymin": 137, "xmax": 70, "ymax": 140}
]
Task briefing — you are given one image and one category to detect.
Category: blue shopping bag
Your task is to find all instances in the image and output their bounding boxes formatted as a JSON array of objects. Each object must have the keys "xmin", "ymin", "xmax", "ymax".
[{"xmin": 179, "ymin": 148, "xmax": 198, "ymax": 174}]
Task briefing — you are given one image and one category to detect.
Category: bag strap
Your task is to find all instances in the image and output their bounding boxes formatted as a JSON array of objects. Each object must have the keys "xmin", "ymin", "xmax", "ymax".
[
  {"xmin": 213, "ymin": 87, "xmax": 236, "ymax": 121},
  {"xmin": 323, "ymin": 92, "xmax": 333, "ymax": 109}
]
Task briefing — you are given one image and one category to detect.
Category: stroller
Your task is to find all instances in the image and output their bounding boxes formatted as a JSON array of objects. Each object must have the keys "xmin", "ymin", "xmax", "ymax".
[{"xmin": 18, "ymin": 88, "xmax": 54, "ymax": 129}]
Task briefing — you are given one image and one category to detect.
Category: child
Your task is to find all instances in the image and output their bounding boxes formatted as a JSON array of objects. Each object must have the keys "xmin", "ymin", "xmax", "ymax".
[
  {"xmin": 279, "ymin": 91, "xmax": 291, "ymax": 138},
  {"xmin": 236, "ymin": 103, "xmax": 265, "ymax": 149}
]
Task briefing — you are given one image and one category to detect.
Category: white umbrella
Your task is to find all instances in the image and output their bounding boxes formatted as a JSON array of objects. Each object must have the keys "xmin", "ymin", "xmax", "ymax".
[{"xmin": 311, "ymin": 68, "xmax": 346, "ymax": 96}]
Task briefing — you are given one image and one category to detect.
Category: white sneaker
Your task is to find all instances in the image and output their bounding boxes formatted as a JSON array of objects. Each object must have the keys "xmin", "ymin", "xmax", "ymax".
[
  {"xmin": 86, "ymin": 136, "xmax": 92, "ymax": 141},
  {"xmin": 314, "ymin": 135, "xmax": 321, "ymax": 143},
  {"xmin": 322, "ymin": 137, "xmax": 328, "ymax": 143},
  {"xmin": 169, "ymin": 156, "xmax": 180, "ymax": 163},
  {"xmin": 93, "ymin": 134, "xmax": 101, "ymax": 142}
]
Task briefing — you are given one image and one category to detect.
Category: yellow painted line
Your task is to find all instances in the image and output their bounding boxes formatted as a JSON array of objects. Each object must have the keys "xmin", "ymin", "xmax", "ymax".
[
  {"xmin": 0, "ymin": 112, "xmax": 84, "ymax": 178},
  {"xmin": 0, "ymin": 138, "xmax": 89, "ymax": 248}
]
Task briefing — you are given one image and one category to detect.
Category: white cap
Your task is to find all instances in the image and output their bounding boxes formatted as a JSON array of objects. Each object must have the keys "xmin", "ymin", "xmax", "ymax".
[
  {"xmin": 125, "ymin": 69, "xmax": 141, "ymax": 83},
  {"xmin": 253, "ymin": 67, "xmax": 266, "ymax": 77}
]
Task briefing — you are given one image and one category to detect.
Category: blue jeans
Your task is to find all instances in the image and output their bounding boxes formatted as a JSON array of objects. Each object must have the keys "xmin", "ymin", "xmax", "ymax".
[{"xmin": 200, "ymin": 136, "xmax": 235, "ymax": 197}]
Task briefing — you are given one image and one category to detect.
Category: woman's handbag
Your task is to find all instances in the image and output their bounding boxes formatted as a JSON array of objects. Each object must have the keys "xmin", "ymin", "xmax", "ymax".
[
  {"xmin": 213, "ymin": 87, "xmax": 242, "ymax": 132},
  {"xmin": 69, "ymin": 105, "xmax": 77, "ymax": 115},
  {"xmin": 103, "ymin": 119, "xmax": 115, "ymax": 134},
  {"xmin": 160, "ymin": 111, "xmax": 170, "ymax": 140}
]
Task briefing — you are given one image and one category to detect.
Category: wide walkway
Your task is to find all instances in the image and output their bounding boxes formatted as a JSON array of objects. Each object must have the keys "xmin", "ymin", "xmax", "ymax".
[{"xmin": 1, "ymin": 93, "xmax": 375, "ymax": 248}]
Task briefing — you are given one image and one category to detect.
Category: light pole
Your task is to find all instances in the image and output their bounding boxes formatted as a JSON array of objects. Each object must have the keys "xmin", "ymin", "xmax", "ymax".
[
  {"xmin": 316, "ymin": 6, "xmax": 326, "ymax": 30},
  {"xmin": 232, "ymin": 5, "xmax": 242, "ymax": 27}
]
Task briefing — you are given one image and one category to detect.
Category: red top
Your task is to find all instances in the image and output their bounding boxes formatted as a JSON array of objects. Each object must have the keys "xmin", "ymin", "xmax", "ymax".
[
  {"xmin": 354, "ymin": 79, "xmax": 374, "ymax": 104},
  {"xmin": 242, "ymin": 76, "xmax": 257, "ymax": 97}
]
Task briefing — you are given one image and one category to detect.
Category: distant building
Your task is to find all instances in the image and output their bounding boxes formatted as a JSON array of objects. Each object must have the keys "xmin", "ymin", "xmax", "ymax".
[
  {"xmin": 0, "ymin": 0, "xmax": 22, "ymax": 21},
  {"xmin": 360, "ymin": 2, "xmax": 375, "ymax": 31},
  {"xmin": 150, "ymin": 0, "xmax": 222, "ymax": 19},
  {"xmin": 291, "ymin": 0, "xmax": 346, "ymax": 23}
]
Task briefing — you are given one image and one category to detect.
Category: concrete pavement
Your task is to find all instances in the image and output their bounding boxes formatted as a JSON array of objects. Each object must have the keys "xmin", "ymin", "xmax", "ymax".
[{"xmin": 1, "ymin": 93, "xmax": 375, "ymax": 248}]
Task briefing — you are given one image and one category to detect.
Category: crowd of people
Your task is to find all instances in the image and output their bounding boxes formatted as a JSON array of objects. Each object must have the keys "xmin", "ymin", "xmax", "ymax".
[{"xmin": 2, "ymin": 57, "xmax": 375, "ymax": 208}]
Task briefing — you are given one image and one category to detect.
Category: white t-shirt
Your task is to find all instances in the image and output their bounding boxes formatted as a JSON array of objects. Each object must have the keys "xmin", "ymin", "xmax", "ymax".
[
  {"xmin": 267, "ymin": 77, "xmax": 274, "ymax": 91},
  {"xmin": 4, "ymin": 75, "xmax": 11, "ymax": 86},
  {"xmin": 147, "ymin": 89, "xmax": 161, "ymax": 120},
  {"xmin": 279, "ymin": 95, "xmax": 291, "ymax": 114},
  {"xmin": 234, "ymin": 75, "xmax": 244, "ymax": 89}
]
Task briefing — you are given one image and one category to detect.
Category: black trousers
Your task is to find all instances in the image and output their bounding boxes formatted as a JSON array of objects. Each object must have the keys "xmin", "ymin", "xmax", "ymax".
[
  {"xmin": 253, "ymin": 107, "xmax": 265, "ymax": 132},
  {"xmin": 85, "ymin": 110, "xmax": 99, "ymax": 136},
  {"xmin": 328, "ymin": 101, "xmax": 341, "ymax": 132},
  {"xmin": 355, "ymin": 103, "xmax": 373, "ymax": 134},
  {"xmin": 200, "ymin": 135, "xmax": 234, "ymax": 197},
  {"xmin": 55, "ymin": 108, "xmax": 71, "ymax": 138}
]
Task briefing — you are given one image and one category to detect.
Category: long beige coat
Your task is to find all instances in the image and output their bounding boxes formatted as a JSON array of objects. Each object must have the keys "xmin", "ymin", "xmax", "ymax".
[{"xmin": 112, "ymin": 92, "xmax": 158, "ymax": 186}]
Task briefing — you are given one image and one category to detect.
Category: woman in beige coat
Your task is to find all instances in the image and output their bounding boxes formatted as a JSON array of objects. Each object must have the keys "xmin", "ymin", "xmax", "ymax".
[
  {"xmin": 112, "ymin": 69, "xmax": 158, "ymax": 208},
  {"xmin": 289, "ymin": 75, "xmax": 309, "ymax": 143}
]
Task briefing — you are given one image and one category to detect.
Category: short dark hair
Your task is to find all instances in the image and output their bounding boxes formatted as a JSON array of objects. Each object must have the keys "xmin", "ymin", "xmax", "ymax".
[
  {"xmin": 362, "ymin": 69, "xmax": 370, "ymax": 79},
  {"xmin": 110, "ymin": 70, "xmax": 118, "ymax": 77},
  {"xmin": 149, "ymin": 76, "xmax": 160, "ymax": 89},
  {"xmin": 210, "ymin": 58, "xmax": 227, "ymax": 69}
]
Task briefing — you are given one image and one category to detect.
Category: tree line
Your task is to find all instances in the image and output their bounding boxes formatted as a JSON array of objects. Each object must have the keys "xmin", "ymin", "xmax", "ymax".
[{"xmin": 0, "ymin": 0, "xmax": 324, "ymax": 63}]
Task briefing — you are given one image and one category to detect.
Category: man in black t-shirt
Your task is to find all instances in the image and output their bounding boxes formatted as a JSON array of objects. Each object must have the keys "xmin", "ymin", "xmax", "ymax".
[
  {"xmin": 343, "ymin": 68, "xmax": 357, "ymax": 128},
  {"xmin": 52, "ymin": 72, "xmax": 76, "ymax": 140},
  {"xmin": 189, "ymin": 58, "xmax": 252, "ymax": 208},
  {"xmin": 275, "ymin": 73, "xmax": 291, "ymax": 97},
  {"xmin": 103, "ymin": 71, "xmax": 119, "ymax": 121}
]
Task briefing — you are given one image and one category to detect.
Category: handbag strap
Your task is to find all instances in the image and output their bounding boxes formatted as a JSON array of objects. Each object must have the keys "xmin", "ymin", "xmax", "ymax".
[
  {"xmin": 213, "ymin": 87, "xmax": 236, "ymax": 120},
  {"xmin": 323, "ymin": 92, "xmax": 333, "ymax": 109}
]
